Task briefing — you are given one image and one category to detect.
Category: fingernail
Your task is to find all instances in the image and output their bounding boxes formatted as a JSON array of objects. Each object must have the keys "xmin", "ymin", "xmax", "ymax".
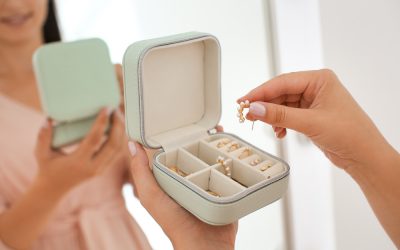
[
  {"xmin": 42, "ymin": 119, "xmax": 51, "ymax": 129},
  {"xmin": 42, "ymin": 120, "xmax": 48, "ymax": 129},
  {"xmin": 249, "ymin": 102, "xmax": 266, "ymax": 117},
  {"xmin": 116, "ymin": 109, "xmax": 124, "ymax": 119},
  {"xmin": 106, "ymin": 107, "xmax": 114, "ymax": 116},
  {"xmin": 128, "ymin": 141, "xmax": 137, "ymax": 156}
]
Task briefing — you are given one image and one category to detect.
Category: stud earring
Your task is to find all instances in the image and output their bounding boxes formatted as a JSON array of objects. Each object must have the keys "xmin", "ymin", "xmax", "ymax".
[
  {"xmin": 250, "ymin": 158, "xmax": 261, "ymax": 166},
  {"xmin": 260, "ymin": 164, "xmax": 272, "ymax": 172},
  {"xmin": 217, "ymin": 138, "xmax": 231, "ymax": 148},
  {"xmin": 217, "ymin": 156, "xmax": 231, "ymax": 177},
  {"xmin": 238, "ymin": 147, "xmax": 251, "ymax": 159},
  {"xmin": 227, "ymin": 142, "xmax": 240, "ymax": 152},
  {"xmin": 237, "ymin": 100, "xmax": 250, "ymax": 123},
  {"xmin": 169, "ymin": 166, "xmax": 187, "ymax": 177}
]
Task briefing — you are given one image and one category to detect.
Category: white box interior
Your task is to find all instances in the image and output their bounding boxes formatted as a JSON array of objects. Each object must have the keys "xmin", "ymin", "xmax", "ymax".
[
  {"xmin": 140, "ymin": 37, "xmax": 221, "ymax": 149},
  {"xmin": 157, "ymin": 133, "xmax": 288, "ymax": 199}
]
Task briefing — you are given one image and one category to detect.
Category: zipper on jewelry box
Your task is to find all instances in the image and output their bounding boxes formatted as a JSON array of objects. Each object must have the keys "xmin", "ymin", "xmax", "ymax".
[{"xmin": 208, "ymin": 128, "xmax": 217, "ymax": 135}]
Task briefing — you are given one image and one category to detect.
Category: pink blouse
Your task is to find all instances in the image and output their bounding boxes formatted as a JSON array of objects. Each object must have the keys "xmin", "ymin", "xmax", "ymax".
[{"xmin": 0, "ymin": 94, "xmax": 151, "ymax": 250}]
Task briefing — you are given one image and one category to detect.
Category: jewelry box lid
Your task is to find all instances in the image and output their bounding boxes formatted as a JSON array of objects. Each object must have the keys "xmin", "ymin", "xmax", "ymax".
[
  {"xmin": 123, "ymin": 32, "xmax": 221, "ymax": 150},
  {"xmin": 33, "ymin": 38, "xmax": 120, "ymax": 122}
]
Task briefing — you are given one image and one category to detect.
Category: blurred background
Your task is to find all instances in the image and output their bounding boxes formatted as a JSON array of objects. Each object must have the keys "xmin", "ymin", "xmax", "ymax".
[{"xmin": 54, "ymin": 0, "xmax": 399, "ymax": 249}]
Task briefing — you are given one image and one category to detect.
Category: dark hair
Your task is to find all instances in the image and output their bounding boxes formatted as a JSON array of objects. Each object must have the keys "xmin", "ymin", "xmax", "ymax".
[{"xmin": 43, "ymin": 0, "xmax": 61, "ymax": 43}]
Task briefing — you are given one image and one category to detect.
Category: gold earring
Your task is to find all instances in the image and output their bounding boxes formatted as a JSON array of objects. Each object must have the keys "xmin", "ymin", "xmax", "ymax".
[
  {"xmin": 250, "ymin": 158, "xmax": 261, "ymax": 166},
  {"xmin": 237, "ymin": 100, "xmax": 250, "ymax": 123},
  {"xmin": 227, "ymin": 142, "xmax": 240, "ymax": 152},
  {"xmin": 260, "ymin": 164, "xmax": 272, "ymax": 172},
  {"xmin": 217, "ymin": 138, "xmax": 231, "ymax": 148},
  {"xmin": 169, "ymin": 166, "xmax": 187, "ymax": 177},
  {"xmin": 217, "ymin": 156, "xmax": 231, "ymax": 177},
  {"xmin": 238, "ymin": 147, "xmax": 251, "ymax": 159}
]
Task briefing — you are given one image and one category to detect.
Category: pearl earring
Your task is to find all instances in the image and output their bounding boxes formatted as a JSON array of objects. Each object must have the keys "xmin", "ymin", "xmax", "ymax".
[
  {"xmin": 217, "ymin": 156, "xmax": 231, "ymax": 177},
  {"xmin": 237, "ymin": 100, "xmax": 250, "ymax": 123}
]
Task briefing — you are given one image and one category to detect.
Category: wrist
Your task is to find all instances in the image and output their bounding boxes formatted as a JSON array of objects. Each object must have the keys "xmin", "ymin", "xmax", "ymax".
[
  {"xmin": 32, "ymin": 176, "xmax": 70, "ymax": 202},
  {"xmin": 345, "ymin": 141, "xmax": 400, "ymax": 187},
  {"xmin": 170, "ymin": 233, "xmax": 235, "ymax": 250},
  {"xmin": 172, "ymin": 240, "xmax": 234, "ymax": 250}
]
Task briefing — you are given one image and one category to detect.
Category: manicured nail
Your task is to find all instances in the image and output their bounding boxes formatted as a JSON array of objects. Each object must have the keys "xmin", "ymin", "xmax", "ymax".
[
  {"xmin": 249, "ymin": 102, "xmax": 266, "ymax": 117},
  {"xmin": 128, "ymin": 141, "xmax": 137, "ymax": 156},
  {"xmin": 42, "ymin": 120, "xmax": 49, "ymax": 129},
  {"xmin": 42, "ymin": 118, "xmax": 52, "ymax": 129},
  {"xmin": 116, "ymin": 109, "xmax": 124, "ymax": 120},
  {"xmin": 106, "ymin": 107, "xmax": 114, "ymax": 116}
]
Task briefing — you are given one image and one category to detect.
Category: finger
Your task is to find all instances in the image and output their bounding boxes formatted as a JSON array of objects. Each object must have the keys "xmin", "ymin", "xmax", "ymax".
[
  {"xmin": 273, "ymin": 126, "xmax": 285, "ymax": 137},
  {"xmin": 35, "ymin": 119, "xmax": 54, "ymax": 161},
  {"xmin": 114, "ymin": 64, "xmax": 125, "ymax": 113},
  {"xmin": 286, "ymin": 101, "xmax": 300, "ymax": 108},
  {"xmin": 91, "ymin": 110, "xmax": 125, "ymax": 173},
  {"xmin": 276, "ymin": 128, "xmax": 287, "ymax": 139},
  {"xmin": 247, "ymin": 101, "xmax": 314, "ymax": 134},
  {"xmin": 237, "ymin": 70, "xmax": 322, "ymax": 104},
  {"xmin": 77, "ymin": 108, "xmax": 111, "ymax": 156},
  {"xmin": 262, "ymin": 94, "xmax": 302, "ymax": 106},
  {"xmin": 114, "ymin": 64, "xmax": 124, "ymax": 96},
  {"xmin": 128, "ymin": 141, "xmax": 189, "ymax": 229},
  {"xmin": 274, "ymin": 126, "xmax": 284, "ymax": 133}
]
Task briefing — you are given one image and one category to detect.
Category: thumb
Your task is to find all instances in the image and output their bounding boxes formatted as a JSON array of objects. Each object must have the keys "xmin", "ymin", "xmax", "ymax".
[
  {"xmin": 127, "ymin": 141, "xmax": 166, "ymax": 213},
  {"xmin": 35, "ymin": 119, "xmax": 54, "ymax": 161},
  {"xmin": 247, "ymin": 102, "xmax": 313, "ymax": 134},
  {"xmin": 127, "ymin": 141, "xmax": 188, "ymax": 230}
]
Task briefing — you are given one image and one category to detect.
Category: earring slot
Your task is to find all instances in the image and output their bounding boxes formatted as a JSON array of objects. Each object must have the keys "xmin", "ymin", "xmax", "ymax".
[
  {"xmin": 187, "ymin": 168, "xmax": 244, "ymax": 198},
  {"xmin": 258, "ymin": 162, "xmax": 286, "ymax": 179},
  {"xmin": 215, "ymin": 159, "xmax": 265, "ymax": 188},
  {"xmin": 185, "ymin": 141, "xmax": 224, "ymax": 166},
  {"xmin": 210, "ymin": 138, "xmax": 232, "ymax": 149},
  {"xmin": 222, "ymin": 141, "xmax": 242, "ymax": 153},
  {"xmin": 158, "ymin": 148, "xmax": 209, "ymax": 177}
]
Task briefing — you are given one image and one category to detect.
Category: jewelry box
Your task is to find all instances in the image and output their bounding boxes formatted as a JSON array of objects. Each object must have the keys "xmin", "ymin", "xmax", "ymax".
[{"xmin": 123, "ymin": 32, "xmax": 290, "ymax": 225}]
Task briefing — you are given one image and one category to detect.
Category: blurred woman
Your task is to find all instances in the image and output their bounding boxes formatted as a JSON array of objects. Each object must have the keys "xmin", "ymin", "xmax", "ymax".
[{"xmin": 0, "ymin": 0, "xmax": 150, "ymax": 249}]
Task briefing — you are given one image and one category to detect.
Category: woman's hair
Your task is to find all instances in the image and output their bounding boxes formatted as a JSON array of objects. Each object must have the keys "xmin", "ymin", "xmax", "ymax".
[{"xmin": 43, "ymin": 0, "xmax": 61, "ymax": 43}]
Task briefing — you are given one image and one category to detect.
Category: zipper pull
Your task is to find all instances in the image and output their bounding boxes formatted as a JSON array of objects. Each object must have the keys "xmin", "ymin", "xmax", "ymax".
[{"xmin": 208, "ymin": 128, "xmax": 217, "ymax": 135}]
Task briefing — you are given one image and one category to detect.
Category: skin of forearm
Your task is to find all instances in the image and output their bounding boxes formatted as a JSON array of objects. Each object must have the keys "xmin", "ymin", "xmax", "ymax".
[
  {"xmin": 172, "ymin": 238, "xmax": 234, "ymax": 250},
  {"xmin": 346, "ymin": 142, "xmax": 400, "ymax": 248},
  {"xmin": 0, "ymin": 177, "xmax": 67, "ymax": 250}
]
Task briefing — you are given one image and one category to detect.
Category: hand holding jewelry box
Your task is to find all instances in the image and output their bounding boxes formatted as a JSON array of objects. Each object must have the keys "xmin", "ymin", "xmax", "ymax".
[{"xmin": 123, "ymin": 32, "xmax": 289, "ymax": 225}]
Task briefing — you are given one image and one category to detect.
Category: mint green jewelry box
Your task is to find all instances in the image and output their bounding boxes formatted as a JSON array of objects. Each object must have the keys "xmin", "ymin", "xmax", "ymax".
[
  {"xmin": 123, "ymin": 32, "xmax": 290, "ymax": 225},
  {"xmin": 33, "ymin": 38, "xmax": 120, "ymax": 148}
]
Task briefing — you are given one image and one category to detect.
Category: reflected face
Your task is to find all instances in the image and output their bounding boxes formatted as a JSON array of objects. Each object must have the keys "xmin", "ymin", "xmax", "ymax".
[{"xmin": 0, "ymin": 0, "xmax": 48, "ymax": 44}]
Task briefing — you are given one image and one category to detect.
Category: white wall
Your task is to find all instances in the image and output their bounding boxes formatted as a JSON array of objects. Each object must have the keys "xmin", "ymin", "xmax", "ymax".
[
  {"xmin": 319, "ymin": 0, "xmax": 400, "ymax": 249},
  {"xmin": 271, "ymin": 0, "xmax": 399, "ymax": 249},
  {"xmin": 269, "ymin": 1, "xmax": 336, "ymax": 249}
]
